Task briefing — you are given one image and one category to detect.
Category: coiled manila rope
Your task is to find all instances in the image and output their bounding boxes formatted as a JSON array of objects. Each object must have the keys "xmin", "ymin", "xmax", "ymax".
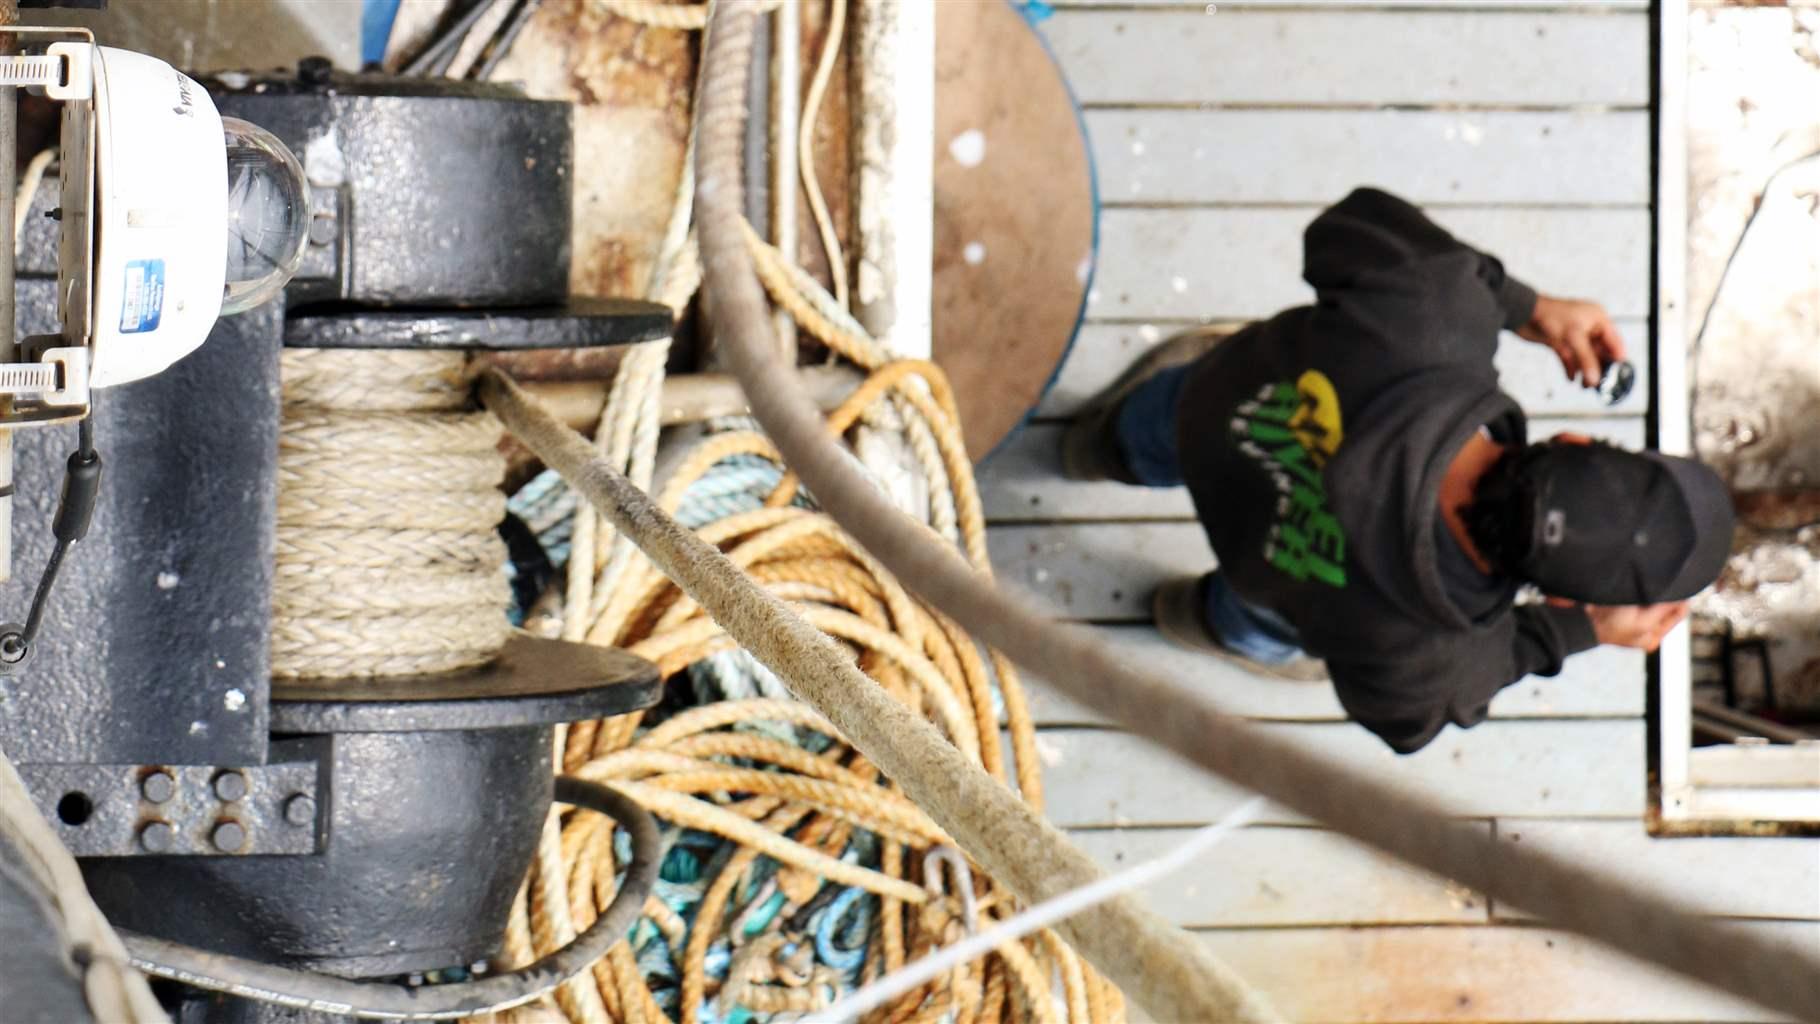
[
  {"xmin": 483, "ymin": 370, "xmax": 1233, "ymax": 1023},
  {"xmin": 493, "ymin": 408, "xmax": 1116, "ymax": 1021},
  {"xmin": 494, "ymin": 432, "xmax": 1117, "ymax": 1023},
  {"xmin": 274, "ymin": 349, "xmax": 511, "ymax": 680}
]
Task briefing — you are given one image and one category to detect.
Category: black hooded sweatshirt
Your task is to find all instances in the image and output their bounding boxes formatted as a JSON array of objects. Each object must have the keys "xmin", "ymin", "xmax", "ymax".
[{"xmin": 1174, "ymin": 188, "xmax": 1599, "ymax": 754}]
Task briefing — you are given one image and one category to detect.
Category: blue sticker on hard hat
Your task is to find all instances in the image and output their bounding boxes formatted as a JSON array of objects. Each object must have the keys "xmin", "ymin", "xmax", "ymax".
[{"xmin": 119, "ymin": 259, "xmax": 165, "ymax": 334}]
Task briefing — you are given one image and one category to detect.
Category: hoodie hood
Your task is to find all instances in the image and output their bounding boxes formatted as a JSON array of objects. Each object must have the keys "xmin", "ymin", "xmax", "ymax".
[{"xmin": 1323, "ymin": 370, "xmax": 1526, "ymax": 629}]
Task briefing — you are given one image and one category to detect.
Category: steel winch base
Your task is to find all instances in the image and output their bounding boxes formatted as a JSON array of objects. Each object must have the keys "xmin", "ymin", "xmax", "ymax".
[{"xmin": 0, "ymin": 62, "xmax": 670, "ymax": 1017}]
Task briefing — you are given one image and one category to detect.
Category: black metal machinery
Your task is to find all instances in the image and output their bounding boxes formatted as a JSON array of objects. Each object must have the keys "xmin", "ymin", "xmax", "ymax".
[{"xmin": 0, "ymin": 61, "xmax": 666, "ymax": 1019}]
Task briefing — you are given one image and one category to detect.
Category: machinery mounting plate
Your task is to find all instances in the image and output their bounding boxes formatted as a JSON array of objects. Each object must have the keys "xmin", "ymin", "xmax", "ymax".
[{"xmin": 18, "ymin": 760, "xmax": 321, "ymax": 858}]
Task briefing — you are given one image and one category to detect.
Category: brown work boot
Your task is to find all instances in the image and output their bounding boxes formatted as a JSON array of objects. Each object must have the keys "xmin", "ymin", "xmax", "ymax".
[
  {"xmin": 1151, "ymin": 576, "xmax": 1329, "ymax": 683},
  {"xmin": 1059, "ymin": 324, "xmax": 1244, "ymax": 483}
]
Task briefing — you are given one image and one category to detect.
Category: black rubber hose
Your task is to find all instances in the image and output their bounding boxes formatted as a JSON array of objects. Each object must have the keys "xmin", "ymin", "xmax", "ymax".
[
  {"xmin": 2, "ymin": 413, "xmax": 103, "ymax": 666},
  {"xmin": 403, "ymin": 0, "xmax": 498, "ymax": 77},
  {"xmin": 120, "ymin": 778, "xmax": 658, "ymax": 1021},
  {"xmin": 470, "ymin": 0, "xmax": 542, "ymax": 81}
]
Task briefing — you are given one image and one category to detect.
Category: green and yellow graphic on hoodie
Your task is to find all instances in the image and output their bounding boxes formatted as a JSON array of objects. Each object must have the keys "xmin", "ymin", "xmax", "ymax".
[{"xmin": 1230, "ymin": 369, "xmax": 1347, "ymax": 589}]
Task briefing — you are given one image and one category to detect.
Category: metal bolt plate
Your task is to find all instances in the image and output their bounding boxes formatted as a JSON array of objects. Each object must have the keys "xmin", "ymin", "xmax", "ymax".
[{"xmin": 17, "ymin": 762, "xmax": 321, "ymax": 857}]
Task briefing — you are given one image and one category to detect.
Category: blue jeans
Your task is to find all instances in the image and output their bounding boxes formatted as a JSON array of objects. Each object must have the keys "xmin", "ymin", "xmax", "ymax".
[{"xmin": 1114, "ymin": 365, "xmax": 1306, "ymax": 664}]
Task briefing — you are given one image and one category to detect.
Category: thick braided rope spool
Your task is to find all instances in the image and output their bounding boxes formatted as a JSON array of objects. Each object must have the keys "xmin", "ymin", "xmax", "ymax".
[{"xmin": 274, "ymin": 349, "xmax": 512, "ymax": 680}]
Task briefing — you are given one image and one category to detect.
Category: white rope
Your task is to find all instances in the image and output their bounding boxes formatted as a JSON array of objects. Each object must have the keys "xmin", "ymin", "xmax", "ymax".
[
  {"xmin": 0, "ymin": 750, "xmax": 168, "ymax": 1024},
  {"xmin": 273, "ymin": 349, "xmax": 511, "ymax": 679},
  {"xmin": 801, "ymin": 798, "xmax": 1268, "ymax": 1023},
  {"xmin": 800, "ymin": 0, "xmax": 849, "ymax": 310},
  {"xmin": 566, "ymin": 23, "xmax": 711, "ymax": 642}
]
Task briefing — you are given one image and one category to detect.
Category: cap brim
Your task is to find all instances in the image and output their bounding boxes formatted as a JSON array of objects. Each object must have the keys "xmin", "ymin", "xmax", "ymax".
[{"xmin": 1652, "ymin": 453, "xmax": 1735, "ymax": 601}]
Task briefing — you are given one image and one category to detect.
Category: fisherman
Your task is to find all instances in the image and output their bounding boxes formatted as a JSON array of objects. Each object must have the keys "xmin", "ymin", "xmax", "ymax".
[{"xmin": 1060, "ymin": 187, "xmax": 1733, "ymax": 754}]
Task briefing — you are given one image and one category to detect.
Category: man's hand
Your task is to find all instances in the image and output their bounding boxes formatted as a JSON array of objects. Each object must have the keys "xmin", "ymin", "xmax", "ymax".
[
  {"xmin": 1518, "ymin": 295, "xmax": 1626, "ymax": 388},
  {"xmin": 1584, "ymin": 601, "xmax": 1690, "ymax": 652}
]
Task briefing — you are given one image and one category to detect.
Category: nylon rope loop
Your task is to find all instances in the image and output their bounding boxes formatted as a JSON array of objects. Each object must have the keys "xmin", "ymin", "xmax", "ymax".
[{"xmin": 273, "ymin": 349, "xmax": 512, "ymax": 680}]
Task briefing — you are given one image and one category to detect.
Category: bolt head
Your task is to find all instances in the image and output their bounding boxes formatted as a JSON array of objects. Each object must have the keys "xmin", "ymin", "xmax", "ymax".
[
  {"xmin": 0, "ymin": 630, "xmax": 27, "ymax": 665},
  {"xmin": 140, "ymin": 771, "xmax": 176, "ymax": 804},
  {"xmin": 307, "ymin": 213, "xmax": 337, "ymax": 247},
  {"xmin": 213, "ymin": 771, "xmax": 248, "ymax": 802},
  {"xmin": 298, "ymin": 55, "xmax": 333, "ymax": 87},
  {"xmin": 139, "ymin": 821, "xmax": 176, "ymax": 854},
  {"xmin": 211, "ymin": 821, "xmax": 247, "ymax": 853},
  {"xmin": 283, "ymin": 794, "xmax": 316, "ymax": 828}
]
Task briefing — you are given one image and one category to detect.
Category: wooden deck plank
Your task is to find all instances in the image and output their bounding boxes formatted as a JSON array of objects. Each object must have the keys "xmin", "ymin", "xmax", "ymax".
[
  {"xmin": 1487, "ymin": 644, "xmax": 1646, "ymax": 719},
  {"xmin": 987, "ymin": 521, "xmax": 1209, "ymax": 620},
  {"xmin": 1490, "ymin": 820, "xmax": 1820, "ymax": 922},
  {"xmin": 1089, "ymin": 109, "xmax": 1650, "ymax": 207},
  {"xmin": 979, "ymin": 425, "xmax": 1196, "ymax": 522},
  {"xmin": 1089, "ymin": 207, "xmax": 1650, "ymax": 321},
  {"xmin": 1017, "ymin": 627, "xmax": 1646, "ymax": 725},
  {"xmin": 1042, "ymin": 10, "xmax": 1650, "ymax": 108},
  {"xmin": 1037, "ymin": 323, "xmax": 1650, "ymax": 420},
  {"xmin": 979, "ymin": 418, "xmax": 1645, "ymax": 523},
  {"xmin": 1070, "ymin": 824, "xmax": 1489, "ymax": 926},
  {"xmin": 1190, "ymin": 923, "xmax": 1808, "ymax": 1022},
  {"xmin": 1038, "ymin": 720, "xmax": 1646, "ymax": 826}
]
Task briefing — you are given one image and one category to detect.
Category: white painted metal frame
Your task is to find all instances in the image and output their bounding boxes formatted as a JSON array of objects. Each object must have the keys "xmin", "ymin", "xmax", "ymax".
[
  {"xmin": 853, "ymin": 0, "xmax": 933, "ymax": 360},
  {"xmin": 1653, "ymin": 0, "xmax": 1820, "ymax": 828}
]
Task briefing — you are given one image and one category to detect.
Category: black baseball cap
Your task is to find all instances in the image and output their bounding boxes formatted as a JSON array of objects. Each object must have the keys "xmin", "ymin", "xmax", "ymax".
[{"xmin": 1512, "ymin": 440, "xmax": 1734, "ymax": 606}]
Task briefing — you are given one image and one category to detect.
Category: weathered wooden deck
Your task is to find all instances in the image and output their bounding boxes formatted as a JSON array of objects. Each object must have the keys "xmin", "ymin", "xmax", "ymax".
[{"xmin": 975, "ymin": 3, "xmax": 1820, "ymax": 1020}]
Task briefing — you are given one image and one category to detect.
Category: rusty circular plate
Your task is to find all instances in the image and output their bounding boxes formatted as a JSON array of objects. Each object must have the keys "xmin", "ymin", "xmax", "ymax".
[{"xmin": 934, "ymin": 0, "xmax": 1096, "ymax": 462}]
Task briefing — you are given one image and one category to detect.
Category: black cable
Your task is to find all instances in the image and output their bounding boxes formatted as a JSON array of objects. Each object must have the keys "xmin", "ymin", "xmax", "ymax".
[
  {"xmin": 0, "ymin": 412, "xmax": 102, "ymax": 667},
  {"xmin": 121, "ymin": 778, "xmax": 659, "ymax": 1021},
  {"xmin": 469, "ymin": 0, "xmax": 541, "ymax": 82},
  {"xmin": 783, "ymin": 873, "xmax": 845, "ymax": 934},
  {"xmin": 497, "ymin": 510, "xmax": 554, "ymax": 619},
  {"xmin": 16, "ymin": 543, "xmax": 65, "ymax": 648},
  {"xmin": 402, "ymin": 0, "xmax": 499, "ymax": 77}
]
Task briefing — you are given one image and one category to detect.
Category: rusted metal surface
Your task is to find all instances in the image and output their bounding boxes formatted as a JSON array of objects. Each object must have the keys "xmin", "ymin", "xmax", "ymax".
[
  {"xmin": 1684, "ymin": 7, "xmax": 1820, "ymax": 722},
  {"xmin": 483, "ymin": 1, "xmax": 849, "ymax": 368},
  {"xmin": 1693, "ymin": 522, "xmax": 1820, "ymax": 716},
  {"xmin": 1687, "ymin": 5, "xmax": 1820, "ymax": 489},
  {"xmin": 1734, "ymin": 489, "xmax": 1820, "ymax": 531},
  {"xmin": 490, "ymin": 1, "xmax": 696, "ymax": 300}
]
